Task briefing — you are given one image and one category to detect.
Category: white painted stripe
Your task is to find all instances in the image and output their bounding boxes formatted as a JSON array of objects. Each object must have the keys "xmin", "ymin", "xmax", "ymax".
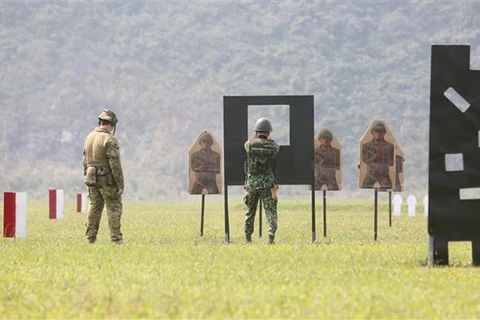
[
  {"xmin": 459, "ymin": 187, "xmax": 480, "ymax": 200},
  {"xmin": 444, "ymin": 87, "xmax": 470, "ymax": 113},
  {"xmin": 56, "ymin": 189, "xmax": 64, "ymax": 219},
  {"xmin": 81, "ymin": 193, "xmax": 87, "ymax": 213},
  {"xmin": 15, "ymin": 192, "xmax": 27, "ymax": 238}
]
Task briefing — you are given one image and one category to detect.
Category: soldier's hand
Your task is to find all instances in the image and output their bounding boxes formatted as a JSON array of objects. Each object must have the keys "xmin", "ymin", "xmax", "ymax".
[
  {"xmin": 118, "ymin": 188, "xmax": 124, "ymax": 196},
  {"xmin": 270, "ymin": 185, "xmax": 278, "ymax": 200}
]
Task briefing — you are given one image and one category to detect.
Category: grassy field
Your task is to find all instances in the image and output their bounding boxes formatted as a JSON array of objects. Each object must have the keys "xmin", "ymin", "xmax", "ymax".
[{"xmin": 0, "ymin": 197, "xmax": 478, "ymax": 319}]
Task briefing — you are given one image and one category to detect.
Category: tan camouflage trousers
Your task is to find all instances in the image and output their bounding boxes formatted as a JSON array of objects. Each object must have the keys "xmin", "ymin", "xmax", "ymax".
[
  {"xmin": 244, "ymin": 188, "xmax": 278, "ymax": 238},
  {"xmin": 86, "ymin": 175, "xmax": 123, "ymax": 243}
]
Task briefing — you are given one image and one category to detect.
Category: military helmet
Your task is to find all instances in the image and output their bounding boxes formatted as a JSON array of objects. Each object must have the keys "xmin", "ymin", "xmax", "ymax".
[
  {"xmin": 98, "ymin": 109, "xmax": 118, "ymax": 125},
  {"xmin": 319, "ymin": 129, "xmax": 333, "ymax": 141},
  {"xmin": 371, "ymin": 122, "xmax": 386, "ymax": 133},
  {"xmin": 198, "ymin": 131, "xmax": 213, "ymax": 145},
  {"xmin": 254, "ymin": 117, "xmax": 273, "ymax": 132}
]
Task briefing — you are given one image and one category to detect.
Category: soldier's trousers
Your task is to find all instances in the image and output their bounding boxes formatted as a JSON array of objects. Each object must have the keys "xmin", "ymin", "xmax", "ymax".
[
  {"xmin": 191, "ymin": 180, "xmax": 219, "ymax": 194},
  {"xmin": 362, "ymin": 172, "xmax": 392, "ymax": 190},
  {"xmin": 244, "ymin": 188, "xmax": 278, "ymax": 238},
  {"xmin": 86, "ymin": 175, "xmax": 123, "ymax": 243}
]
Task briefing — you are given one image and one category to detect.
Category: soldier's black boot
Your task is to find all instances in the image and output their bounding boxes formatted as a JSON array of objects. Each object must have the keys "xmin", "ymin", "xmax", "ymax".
[
  {"xmin": 268, "ymin": 235, "xmax": 275, "ymax": 244},
  {"xmin": 246, "ymin": 234, "xmax": 252, "ymax": 243}
]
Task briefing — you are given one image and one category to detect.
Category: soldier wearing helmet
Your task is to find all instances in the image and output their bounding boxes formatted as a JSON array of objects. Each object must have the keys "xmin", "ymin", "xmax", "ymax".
[
  {"xmin": 244, "ymin": 117, "xmax": 280, "ymax": 244},
  {"xmin": 98, "ymin": 109, "xmax": 118, "ymax": 125},
  {"xmin": 319, "ymin": 130, "xmax": 333, "ymax": 141},
  {"xmin": 314, "ymin": 129, "xmax": 340, "ymax": 190},
  {"xmin": 189, "ymin": 131, "xmax": 221, "ymax": 194},
  {"xmin": 361, "ymin": 121, "xmax": 394, "ymax": 190},
  {"xmin": 83, "ymin": 109, "xmax": 124, "ymax": 244}
]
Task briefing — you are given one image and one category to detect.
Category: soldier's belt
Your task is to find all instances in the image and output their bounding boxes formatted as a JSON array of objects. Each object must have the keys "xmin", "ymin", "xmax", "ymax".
[{"xmin": 93, "ymin": 166, "xmax": 111, "ymax": 176}]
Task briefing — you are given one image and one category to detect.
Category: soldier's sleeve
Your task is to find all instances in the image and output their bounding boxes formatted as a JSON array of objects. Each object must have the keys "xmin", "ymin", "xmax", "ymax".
[
  {"xmin": 361, "ymin": 142, "xmax": 369, "ymax": 162},
  {"xmin": 273, "ymin": 141, "xmax": 280, "ymax": 156},
  {"xmin": 105, "ymin": 137, "xmax": 124, "ymax": 190},
  {"xmin": 82, "ymin": 149, "xmax": 87, "ymax": 175},
  {"xmin": 190, "ymin": 152, "xmax": 201, "ymax": 172},
  {"xmin": 362, "ymin": 142, "xmax": 376, "ymax": 164},
  {"xmin": 388, "ymin": 143, "xmax": 394, "ymax": 166},
  {"xmin": 314, "ymin": 148, "xmax": 321, "ymax": 165},
  {"xmin": 214, "ymin": 151, "xmax": 221, "ymax": 173},
  {"xmin": 335, "ymin": 148, "xmax": 341, "ymax": 169},
  {"xmin": 82, "ymin": 137, "xmax": 88, "ymax": 175},
  {"xmin": 244, "ymin": 140, "xmax": 250, "ymax": 154}
]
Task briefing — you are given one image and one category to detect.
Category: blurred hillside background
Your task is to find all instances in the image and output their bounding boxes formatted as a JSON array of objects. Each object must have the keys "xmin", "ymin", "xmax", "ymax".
[{"xmin": 1, "ymin": 1, "xmax": 479, "ymax": 201}]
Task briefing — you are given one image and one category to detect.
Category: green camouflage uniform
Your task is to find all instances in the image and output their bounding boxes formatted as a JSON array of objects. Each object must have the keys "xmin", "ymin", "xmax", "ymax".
[
  {"xmin": 314, "ymin": 145, "xmax": 340, "ymax": 190},
  {"xmin": 244, "ymin": 136, "xmax": 280, "ymax": 240},
  {"xmin": 83, "ymin": 127, "xmax": 124, "ymax": 243},
  {"xmin": 190, "ymin": 148, "xmax": 221, "ymax": 194},
  {"xmin": 361, "ymin": 138, "xmax": 394, "ymax": 190}
]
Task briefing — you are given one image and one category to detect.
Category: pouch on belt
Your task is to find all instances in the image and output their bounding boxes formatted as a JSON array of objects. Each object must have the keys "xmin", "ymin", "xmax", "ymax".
[{"xmin": 85, "ymin": 167, "xmax": 97, "ymax": 187}]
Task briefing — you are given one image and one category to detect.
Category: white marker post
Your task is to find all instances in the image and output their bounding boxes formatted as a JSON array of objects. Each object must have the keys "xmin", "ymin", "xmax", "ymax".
[
  {"xmin": 407, "ymin": 194, "xmax": 417, "ymax": 217},
  {"xmin": 393, "ymin": 194, "xmax": 403, "ymax": 216}
]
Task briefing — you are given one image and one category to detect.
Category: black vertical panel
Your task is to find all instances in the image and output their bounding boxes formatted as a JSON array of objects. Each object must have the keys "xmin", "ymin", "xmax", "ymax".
[
  {"xmin": 283, "ymin": 95, "xmax": 314, "ymax": 184},
  {"xmin": 429, "ymin": 45, "xmax": 480, "ymax": 241},
  {"xmin": 223, "ymin": 96, "xmax": 248, "ymax": 185},
  {"xmin": 223, "ymin": 95, "xmax": 314, "ymax": 186}
]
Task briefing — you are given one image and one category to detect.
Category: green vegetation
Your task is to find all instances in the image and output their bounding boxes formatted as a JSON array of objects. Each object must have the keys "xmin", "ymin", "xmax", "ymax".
[{"xmin": 0, "ymin": 200, "xmax": 477, "ymax": 319}]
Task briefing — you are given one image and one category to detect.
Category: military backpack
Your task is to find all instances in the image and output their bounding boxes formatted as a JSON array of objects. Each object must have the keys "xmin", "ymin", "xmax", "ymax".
[{"xmin": 247, "ymin": 140, "xmax": 276, "ymax": 175}]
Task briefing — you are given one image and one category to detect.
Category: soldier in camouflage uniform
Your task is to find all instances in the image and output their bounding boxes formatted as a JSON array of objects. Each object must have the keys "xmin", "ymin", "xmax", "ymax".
[
  {"xmin": 361, "ymin": 122, "xmax": 394, "ymax": 190},
  {"xmin": 190, "ymin": 132, "xmax": 221, "ymax": 194},
  {"xmin": 314, "ymin": 130, "xmax": 340, "ymax": 190},
  {"xmin": 244, "ymin": 118, "xmax": 280, "ymax": 244},
  {"xmin": 83, "ymin": 109, "xmax": 124, "ymax": 244}
]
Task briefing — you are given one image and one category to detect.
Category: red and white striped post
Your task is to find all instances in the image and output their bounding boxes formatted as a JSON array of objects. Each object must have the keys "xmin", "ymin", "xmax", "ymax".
[
  {"xmin": 77, "ymin": 193, "xmax": 87, "ymax": 213},
  {"xmin": 4, "ymin": 192, "xmax": 27, "ymax": 238},
  {"xmin": 49, "ymin": 189, "xmax": 64, "ymax": 219}
]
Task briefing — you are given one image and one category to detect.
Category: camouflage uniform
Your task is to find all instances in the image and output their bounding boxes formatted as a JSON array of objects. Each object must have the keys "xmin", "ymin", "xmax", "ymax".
[
  {"xmin": 244, "ymin": 135, "xmax": 280, "ymax": 243},
  {"xmin": 314, "ymin": 145, "xmax": 340, "ymax": 190},
  {"xmin": 361, "ymin": 138, "xmax": 394, "ymax": 190},
  {"xmin": 83, "ymin": 110, "xmax": 124, "ymax": 243},
  {"xmin": 190, "ymin": 133, "xmax": 221, "ymax": 194}
]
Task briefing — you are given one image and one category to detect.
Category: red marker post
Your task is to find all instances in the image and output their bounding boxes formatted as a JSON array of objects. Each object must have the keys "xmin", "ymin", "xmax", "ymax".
[
  {"xmin": 77, "ymin": 193, "xmax": 87, "ymax": 213},
  {"xmin": 49, "ymin": 189, "xmax": 64, "ymax": 219},
  {"xmin": 4, "ymin": 192, "xmax": 27, "ymax": 238}
]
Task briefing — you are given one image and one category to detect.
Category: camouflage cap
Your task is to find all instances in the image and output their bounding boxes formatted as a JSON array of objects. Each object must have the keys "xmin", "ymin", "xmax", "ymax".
[{"xmin": 98, "ymin": 109, "xmax": 118, "ymax": 125}]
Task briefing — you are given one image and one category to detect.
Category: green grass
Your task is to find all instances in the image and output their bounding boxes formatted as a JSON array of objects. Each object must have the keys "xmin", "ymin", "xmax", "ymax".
[{"xmin": 0, "ymin": 199, "xmax": 477, "ymax": 319}]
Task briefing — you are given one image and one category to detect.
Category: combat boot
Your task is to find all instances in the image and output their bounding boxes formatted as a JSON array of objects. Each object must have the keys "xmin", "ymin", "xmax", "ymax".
[{"xmin": 268, "ymin": 235, "xmax": 275, "ymax": 244}]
